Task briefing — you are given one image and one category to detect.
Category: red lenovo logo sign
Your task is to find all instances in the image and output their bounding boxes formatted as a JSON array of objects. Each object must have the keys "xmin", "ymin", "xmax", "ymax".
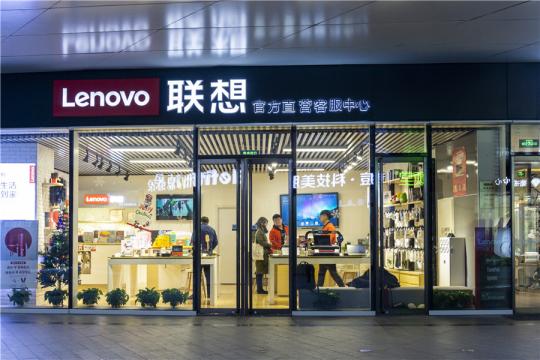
[
  {"xmin": 84, "ymin": 194, "xmax": 109, "ymax": 205},
  {"xmin": 53, "ymin": 78, "xmax": 160, "ymax": 117}
]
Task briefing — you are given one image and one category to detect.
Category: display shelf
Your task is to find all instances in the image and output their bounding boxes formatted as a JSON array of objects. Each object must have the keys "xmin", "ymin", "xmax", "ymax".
[{"xmin": 383, "ymin": 200, "xmax": 424, "ymax": 208}]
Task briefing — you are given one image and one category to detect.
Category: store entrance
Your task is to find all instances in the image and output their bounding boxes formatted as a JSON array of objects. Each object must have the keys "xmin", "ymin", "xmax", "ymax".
[
  {"xmin": 197, "ymin": 157, "xmax": 292, "ymax": 315},
  {"xmin": 377, "ymin": 157, "xmax": 427, "ymax": 314},
  {"xmin": 513, "ymin": 156, "xmax": 540, "ymax": 314}
]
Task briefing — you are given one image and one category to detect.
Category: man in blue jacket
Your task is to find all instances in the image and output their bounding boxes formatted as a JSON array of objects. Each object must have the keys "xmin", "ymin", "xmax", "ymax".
[{"xmin": 192, "ymin": 216, "xmax": 218, "ymax": 302}]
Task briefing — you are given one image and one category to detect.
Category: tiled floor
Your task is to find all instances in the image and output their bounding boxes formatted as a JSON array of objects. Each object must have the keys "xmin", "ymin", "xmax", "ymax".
[{"xmin": 1, "ymin": 314, "xmax": 539, "ymax": 360}]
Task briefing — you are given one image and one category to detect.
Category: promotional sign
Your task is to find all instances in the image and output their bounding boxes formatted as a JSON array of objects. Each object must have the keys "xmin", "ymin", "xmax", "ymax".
[
  {"xmin": 1, "ymin": 220, "xmax": 38, "ymax": 289},
  {"xmin": 84, "ymin": 194, "xmax": 109, "ymax": 205},
  {"xmin": 0, "ymin": 163, "xmax": 36, "ymax": 220},
  {"xmin": 53, "ymin": 78, "xmax": 160, "ymax": 117},
  {"xmin": 452, "ymin": 147, "xmax": 467, "ymax": 197},
  {"xmin": 519, "ymin": 139, "xmax": 539, "ymax": 148}
]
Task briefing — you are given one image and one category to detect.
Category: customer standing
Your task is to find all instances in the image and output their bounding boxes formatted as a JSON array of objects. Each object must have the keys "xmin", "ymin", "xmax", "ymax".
[
  {"xmin": 269, "ymin": 213, "xmax": 288, "ymax": 251},
  {"xmin": 253, "ymin": 217, "xmax": 272, "ymax": 294},
  {"xmin": 317, "ymin": 210, "xmax": 345, "ymax": 287},
  {"xmin": 191, "ymin": 216, "xmax": 218, "ymax": 299}
]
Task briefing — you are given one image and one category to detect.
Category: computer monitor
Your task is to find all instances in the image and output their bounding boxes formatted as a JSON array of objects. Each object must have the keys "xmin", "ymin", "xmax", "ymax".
[{"xmin": 313, "ymin": 233, "xmax": 332, "ymax": 246}]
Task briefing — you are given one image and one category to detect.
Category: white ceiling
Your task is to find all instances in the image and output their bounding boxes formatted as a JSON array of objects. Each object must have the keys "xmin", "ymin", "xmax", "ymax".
[{"xmin": 1, "ymin": 0, "xmax": 539, "ymax": 73}]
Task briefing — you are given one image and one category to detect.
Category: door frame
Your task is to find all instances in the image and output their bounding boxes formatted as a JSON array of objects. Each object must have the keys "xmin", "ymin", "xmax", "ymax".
[
  {"xmin": 195, "ymin": 155, "xmax": 293, "ymax": 315},
  {"xmin": 375, "ymin": 154, "xmax": 432, "ymax": 314},
  {"xmin": 511, "ymin": 154, "xmax": 540, "ymax": 314}
]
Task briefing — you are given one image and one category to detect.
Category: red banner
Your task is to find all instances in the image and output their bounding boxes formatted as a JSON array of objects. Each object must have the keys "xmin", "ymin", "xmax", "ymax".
[
  {"xmin": 53, "ymin": 78, "xmax": 160, "ymax": 117},
  {"xmin": 84, "ymin": 194, "xmax": 109, "ymax": 205},
  {"xmin": 452, "ymin": 147, "xmax": 467, "ymax": 197}
]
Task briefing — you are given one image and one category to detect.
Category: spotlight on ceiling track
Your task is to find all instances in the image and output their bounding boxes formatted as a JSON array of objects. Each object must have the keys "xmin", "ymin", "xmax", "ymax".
[
  {"xmin": 106, "ymin": 161, "xmax": 113, "ymax": 173},
  {"xmin": 97, "ymin": 157, "xmax": 104, "ymax": 169},
  {"xmin": 115, "ymin": 167, "xmax": 121, "ymax": 176},
  {"xmin": 174, "ymin": 139, "xmax": 182, "ymax": 156},
  {"xmin": 83, "ymin": 149, "xmax": 89, "ymax": 163},
  {"xmin": 92, "ymin": 156, "xmax": 99, "ymax": 167},
  {"xmin": 124, "ymin": 172, "xmax": 130, "ymax": 182}
]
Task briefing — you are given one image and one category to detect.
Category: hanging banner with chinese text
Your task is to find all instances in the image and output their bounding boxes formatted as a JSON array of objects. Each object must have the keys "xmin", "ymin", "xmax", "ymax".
[{"xmin": 452, "ymin": 147, "xmax": 467, "ymax": 197}]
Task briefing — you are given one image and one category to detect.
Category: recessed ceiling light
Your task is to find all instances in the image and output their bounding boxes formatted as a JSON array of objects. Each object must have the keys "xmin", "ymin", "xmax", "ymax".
[
  {"xmin": 297, "ymin": 160, "xmax": 335, "ymax": 164},
  {"xmin": 283, "ymin": 147, "xmax": 347, "ymax": 153},
  {"xmin": 275, "ymin": 168, "xmax": 325, "ymax": 172},
  {"xmin": 144, "ymin": 168, "xmax": 192, "ymax": 173},
  {"xmin": 110, "ymin": 147, "xmax": 175, "ymax": 152},
  {"xmin": 130, "ymin": 159, "xmax": 187, "ymax": 164}
]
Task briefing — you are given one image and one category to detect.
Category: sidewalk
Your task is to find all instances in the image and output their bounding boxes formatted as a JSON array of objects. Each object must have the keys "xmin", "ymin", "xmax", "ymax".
[{"xmin": 1, "ymin": 314, "xmax": 539, "ymax": 360}]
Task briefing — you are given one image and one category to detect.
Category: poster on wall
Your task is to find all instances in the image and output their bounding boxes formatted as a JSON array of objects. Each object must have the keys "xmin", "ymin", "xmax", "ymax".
[
  {"xmin": 1, "ymin": 220, "xmax": 38, "ymax": 290},
  {"xmin": 0, "ymin": 163, "xmax": 36, "ymax": 220},
  {"xmin": 452, "ymin": 147, "xmax": 467, "ymax": 197},
  {"xmin": 128, "ymin": 194, "xmax": 153, "ymax": 230}
]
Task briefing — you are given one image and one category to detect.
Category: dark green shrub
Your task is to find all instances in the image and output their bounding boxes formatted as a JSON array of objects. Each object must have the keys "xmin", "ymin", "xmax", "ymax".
[
  {"xmin": 161, "ymin": 288, "xmax": 189, "ymax": 308},
  {"xmin": 8, "ymin": 288, "xmax": 31, "ymax": 307},
  {"xmin": 77, "ymin": 288, "xmax": 103, "ymax": 306},
  {"xmin": 135, "ymin": 287, "xmax": 160, "ymax": 308},
  {"xmin": 105, "ymin": 288, "xmax": 129, "ymax": 308}
]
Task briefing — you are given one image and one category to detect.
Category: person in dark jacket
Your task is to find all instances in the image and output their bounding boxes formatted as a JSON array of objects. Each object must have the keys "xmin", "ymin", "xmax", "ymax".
[
  {"xmin": 191, "ymin": 216, "xmax": 218, "ymax": 299},
  {"xmin": 254, "ymin": 217, "xmax": 272, "ymax": 294}
]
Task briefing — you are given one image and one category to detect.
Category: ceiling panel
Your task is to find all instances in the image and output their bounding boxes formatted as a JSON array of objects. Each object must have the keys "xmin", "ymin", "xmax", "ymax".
[
  {"xmin": 2, "ymin": 30, "xmax": 151, "ymax": 56},
  {"xmin": 13, "ymin": 1, "xmax": 208, "ymax": 35},
  {"xmin": 1, "ymin": 1, "xmax": 539, "ymax": 73},
  {"xmin": 1, "ymin": 8, "xmax": 44, "ymax": 35},
  {"xmin": 0, "ymin": 1, "xmax": 57, "ymax": 10},
  {"xmin": 137, "ymin": 26, "xmax": 303, "ymax": 52},
  {"xmin": 167, "ymin": 1, "xmax": 365, "ymax": 29},
  {"xmin": 323, "ymin": 1, "xmax": 522, "ymax": 25}
]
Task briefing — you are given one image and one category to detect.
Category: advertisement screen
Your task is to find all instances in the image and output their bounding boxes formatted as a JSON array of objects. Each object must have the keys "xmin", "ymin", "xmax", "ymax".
[
  {"xmin": 280, "ymin": 193, "xmax": 339, "ymax": 228},
  {"xmin": 156, "ymin": 195, "xmax": 193, "ymax": 220},
  {"xmin": 0, "ymin": 163, "xmax": 36, "ymax": 220}
]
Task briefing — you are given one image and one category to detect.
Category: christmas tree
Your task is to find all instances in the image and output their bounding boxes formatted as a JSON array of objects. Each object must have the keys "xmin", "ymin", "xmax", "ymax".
[{"xmin": 37, "ymin": 208, "xmax": 69, "ymax": 306}]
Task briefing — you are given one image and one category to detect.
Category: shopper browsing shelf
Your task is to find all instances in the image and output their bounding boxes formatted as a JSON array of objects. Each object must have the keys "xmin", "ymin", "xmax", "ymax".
[
  {"xmin": 317, "ymin": 210, "xmax": 345, "ymax": 287},
  {"xmin": 269, "ymin": 213, "xmax": 289, "ymax": 251},
  {"xmin": 253, "ymin": 217, "xmax": 272, "ymax": 294}
]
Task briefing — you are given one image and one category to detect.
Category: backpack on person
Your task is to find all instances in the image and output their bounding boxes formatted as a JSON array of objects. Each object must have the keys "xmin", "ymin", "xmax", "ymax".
[{"xmin": 296, "ymin": 261, "xmax": 316, "ymax": 290}]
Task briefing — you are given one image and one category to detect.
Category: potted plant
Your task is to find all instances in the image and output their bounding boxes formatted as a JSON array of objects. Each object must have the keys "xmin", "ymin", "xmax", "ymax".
[
  {"xmin": 161, "ymin": 288, "xmax": 189, "ymax": 309},
  {"xmin": 8, "ymin": 288, "xmax": 31, "ymax": 307},
  {"xmin": 105, "ymin": 288, "xmax": 129, "ymax": 308},
  {"xmin": 313, "ymin": 289, "xmax": 340, "ymax": 309},
  {"xmin": 433, "ymin": 289, "xmax": 474, "ymax": 309},
  {"xmin": 135, "ymin": 287, "xmax": 160, "ymax": 308},
  {"xmin": 37, "ymin": 209, "xmax": 69, "ymax": 307},
  {"xmin": 44, "ymin": 288, "xmax": 67, "ymax": 307},
  {"xmin": 77, "ymin": 288, "xmax": 103, "ymax": 306}
]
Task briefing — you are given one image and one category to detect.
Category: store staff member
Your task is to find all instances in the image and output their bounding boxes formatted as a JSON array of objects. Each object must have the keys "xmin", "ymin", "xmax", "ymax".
[
  {"xmin": 269, "ymin": 214, "xmax": 288, "ymax": 251},
  {"xmin": 191, "ymin": 216, "xmax": 218, "ymax": 299},
  {"xmin": 317, "ymin": 210, "xmax": 345, "ymax": 287}
]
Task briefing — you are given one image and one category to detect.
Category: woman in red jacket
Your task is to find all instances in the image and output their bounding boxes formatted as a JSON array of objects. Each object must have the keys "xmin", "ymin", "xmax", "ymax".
[{"xmin": 269, "ymin": 214, "xmax": 288, "ymax": 251}]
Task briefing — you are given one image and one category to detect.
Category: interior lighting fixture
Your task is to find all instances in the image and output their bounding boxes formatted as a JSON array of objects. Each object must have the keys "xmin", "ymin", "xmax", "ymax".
[
  {"xmin": 124, "ymin": 172, "xmax": 130, "ymax": 181},
  {"xmin": 83, "ymin": 149, "xmax": 89, "ymax": 162},
  {"xmin": 115, "ymin": 167, "xmax": 122, "ymax": 176},
  {"xmin": 92, "ymin": 156, "xmax": 99, "ymax": 167},
  {"xmin": 110, "ymin": 147, "xmax": 175, "ymax": 152},
  {"xmin": 144, "ymin": 168, "xmax": 193, "ymax": 173},
  {"xmin": 284, "ymin": 147, "xmax": 347, "ymax": 153},
  {"xmin": 275, "ymin": 168, "xmax": 325, "ymax": 172},
  {"xmin": 97, "ymin": 158, "xmax": 104, "ymax": 169},
  {"xmin": 130, "ymin": 159, "xmax": 187, "ymax": 164},
  {"xmin": 297, "ymin": 160, "xmax": 335, "ymax": 164},
  {"xmin": 106, "ymin": 161, "xmax": 113, "ymax": 173}
]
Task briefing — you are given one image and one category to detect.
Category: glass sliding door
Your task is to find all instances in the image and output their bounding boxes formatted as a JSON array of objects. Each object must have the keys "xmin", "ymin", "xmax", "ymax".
[
  {"xmin": 247, "ymin": 158, "xmax": 290, "ymax": 313},
  {"xmin": 378, "ymin": 157, "xmax": 426, "ymax": 314},
  {"xmin": 198, "ymin": 160, "xmax": 239, "ymax": 313},
  {"xmin": 513, "ymin": 156, "xmax": 540, "ymax": 314}
]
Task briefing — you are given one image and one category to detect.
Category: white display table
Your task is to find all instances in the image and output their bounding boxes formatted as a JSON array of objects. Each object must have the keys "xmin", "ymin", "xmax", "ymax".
[
  {"xmin": 107, "ymin": 256, "xmax": 218, "ymax": 306},
  {"xmin": 267, "ymin": 255, "xmax": 370, "ymax": 304}
]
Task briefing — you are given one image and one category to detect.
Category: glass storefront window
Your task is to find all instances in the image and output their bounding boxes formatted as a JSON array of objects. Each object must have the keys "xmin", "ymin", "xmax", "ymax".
[
  {"xmin": 295, "ymin": 125, "xmax": 371, "ymax": 311},
  {"xmin": 1, "ymin": 131, "xmax": 70, "ymax": 308},
  {"xmin": 74, "ymin": 128, "xmax": 194, "ymax": 310},
  {"xmin": 432, "ymin": 125, "xmax": 512, "ymax": 310}
]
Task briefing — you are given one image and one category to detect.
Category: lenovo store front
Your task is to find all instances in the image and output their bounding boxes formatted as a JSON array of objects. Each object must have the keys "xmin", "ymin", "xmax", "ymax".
[{"xmin": 1, "ymin": 64, "xmax": 539, "ymax": 316}]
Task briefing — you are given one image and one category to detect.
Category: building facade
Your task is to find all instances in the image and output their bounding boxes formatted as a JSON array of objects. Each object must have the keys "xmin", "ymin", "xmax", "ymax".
[{"xmin": 1, "ymin": 63, "xmax": 539, "ymax": 315}]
